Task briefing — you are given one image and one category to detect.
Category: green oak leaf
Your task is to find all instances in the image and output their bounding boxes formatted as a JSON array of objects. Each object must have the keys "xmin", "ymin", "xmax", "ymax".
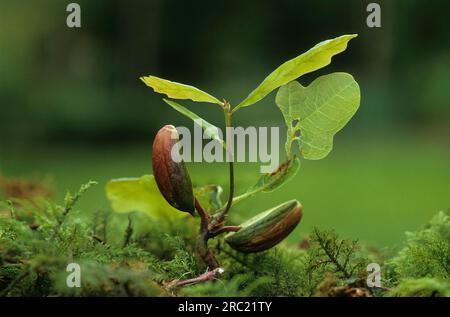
[
  {"xmin": 105, "ymin": 175, "xmax": 187, "ymax": 220},
  {"xmin": 233, "ymin": 157, "xmax": 300, "ymax": 204},
  {"xmin": 276, "ymin": 72, "xmax": 360, "ymax": 160},
  {"xmin": 235, "ymin": 34, "xmax": 357, "ymax": 111},
  {"xmin": 140, "ymin": 75, "xmax": 223, "ymax": 106},
  {"xmin": 194, "ymin": 184, "xmax": 224, "ymax": 213},
  {"xmin": 163, "ymin": 99, "xmax": 224, "ymax": 146}
]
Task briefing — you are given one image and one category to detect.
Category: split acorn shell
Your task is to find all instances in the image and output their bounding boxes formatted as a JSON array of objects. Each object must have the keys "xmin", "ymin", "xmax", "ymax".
[
  {"xmin": 225, "ymin": 200, "xmax": 303, "ymax": 253},
  {"xmin": 152, "ymin": 125, "xmax": 195, "ymax": 214}
]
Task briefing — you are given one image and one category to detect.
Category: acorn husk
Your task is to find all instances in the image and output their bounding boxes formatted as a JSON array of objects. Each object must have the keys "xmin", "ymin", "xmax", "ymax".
[
  {"xmin": 152, "ymin": 125, "xmax": 194, "ymax": 214},
  {"xmin": 225, "ymin": 200, "xmax": 303, "ymax": 253}
]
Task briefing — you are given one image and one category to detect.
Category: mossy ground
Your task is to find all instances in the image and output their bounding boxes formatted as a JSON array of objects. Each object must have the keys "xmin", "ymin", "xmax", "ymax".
[{"xmin": 0, "ymin": 179, "xmax": 448, "ymax": 297}]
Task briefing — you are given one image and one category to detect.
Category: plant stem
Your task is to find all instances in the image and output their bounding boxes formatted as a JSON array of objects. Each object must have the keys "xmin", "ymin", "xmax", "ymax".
[
  {"xmin": 197, "ymin": 232, "xmax": 220, "ymax": 270},
  {"xmin": 214, "ymin": 156, "xmax": 294, "ymax": 214},
  {"xmin": 193, "ymin": 102, "xmax": 239, "ymax": 270},
  {"xmin": 195, "ymin": 198, "xmax": 219, "ymax": 269},
  {"xmin": 224, "ymin": 161, "xmax": 234, "ymax": 214},
  {"xmin": 213, "ymin": 169, "xmax": 280, "ymax": 215},
  {"xmin": 195, "ymin": 198, "xmax": 209, "ymax": 232},
  {"xmin": 223, "ymin": 101, "xmax": 234, "ymax": 217},
  {"xmin": 209, "ymin": 101, "xmax": 235, "ymax": 228},
  {"xmin": 208, "ymin": 225, "xmax": 241, "ymax": 239}
]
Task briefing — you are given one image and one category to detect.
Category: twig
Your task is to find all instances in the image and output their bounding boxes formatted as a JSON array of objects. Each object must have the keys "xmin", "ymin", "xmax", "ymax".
[{"xmin": 167, "ymin": 267, "xmax": 225, "ymax": 289}]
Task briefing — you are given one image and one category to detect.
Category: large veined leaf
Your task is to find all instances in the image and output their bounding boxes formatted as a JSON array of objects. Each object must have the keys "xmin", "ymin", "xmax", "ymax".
[
  {"xmin": 105, "ymin": 175, "xmax": 186, "ymax": 220},
  {"xmin": 233, "ymin": 157, "xmax": 300, "ymax": 204},
  {"xmin": 194, "ymin": 184, "xmax": 224, "ymax": 213},
  {"xmin": 163, "ymin": 99, "xmax": 224, "ymax": 146},
  {"xmin": 234, "ymin": 34, "xmax": 357, "ymax": 111},
  {"xmin": 140, "ymin": 75, "xmax": 223, "ymax": 106},
  {"xmin": 276, "ymin": 72, "xmax": 360, "ymax": 160}
]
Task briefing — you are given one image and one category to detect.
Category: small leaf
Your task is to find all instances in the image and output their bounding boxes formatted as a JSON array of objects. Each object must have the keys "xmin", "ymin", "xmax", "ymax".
[
  {"xmin": 140, "ymin": 75, "xmax": 223, "ymax": 106},
  {"xmin": 105, "ymin": 175, "xmax": 186, "ymax": 220},
  {"xmin": 276, "ymin": 72, "xmax": 360, "ymax": 160},
  {"xmin": 235, "ymin": 34, "xmax": 357, "ymax": 110},
  {"xmin": 194, "ymin": 184, "xmax": 224, "ymax": 213},
  {"xmin": 249, "ymin": 157, "xmax": 300, "ymax": 193},
  {"xmin": 236, "ymin": 157, "xmax": 300, "ymax": 204},
  {"xmin": 163, "ymin": 99, "xmax": 224, "ymax": 146}
]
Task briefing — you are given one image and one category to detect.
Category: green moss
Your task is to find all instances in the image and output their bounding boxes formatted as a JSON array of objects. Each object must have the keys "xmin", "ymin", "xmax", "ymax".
[
  {"xmin": 0, "ymin": 181, "xmax": 448, "ymax": 297},
  {"xmin": 388, "ymin": 211, "xmax": 450, "ymax": 280},
  {"xmin": 388, "ymin": 278, "xmax": 450, "ymax": 297}
]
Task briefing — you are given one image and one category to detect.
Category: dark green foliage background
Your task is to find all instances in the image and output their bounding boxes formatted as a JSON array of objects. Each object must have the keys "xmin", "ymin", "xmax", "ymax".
[{"xmin": 0, "ymin": 1, "xmax": 449, "ymax": 247}]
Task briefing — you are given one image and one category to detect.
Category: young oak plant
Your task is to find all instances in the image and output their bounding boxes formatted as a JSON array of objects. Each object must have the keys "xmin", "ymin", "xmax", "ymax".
[{"xmin": 105, "ymin": 34, "xmax": 361, "ymax": 286}]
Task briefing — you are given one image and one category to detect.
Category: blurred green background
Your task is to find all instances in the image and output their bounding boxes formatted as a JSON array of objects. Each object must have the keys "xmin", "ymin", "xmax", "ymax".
[{"xmin": 0, "ymin": 0, "xmax": 449, "ymax": 248}]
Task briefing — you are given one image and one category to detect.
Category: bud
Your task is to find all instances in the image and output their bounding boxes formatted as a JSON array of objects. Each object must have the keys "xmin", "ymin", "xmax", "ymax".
[
  {"xmin": 152, "ymin": 125, "xmax": 195, "ymax": 214},
  {"xmin": 225, "ymin": 200, "xmax": 303, "ymax": 253}
]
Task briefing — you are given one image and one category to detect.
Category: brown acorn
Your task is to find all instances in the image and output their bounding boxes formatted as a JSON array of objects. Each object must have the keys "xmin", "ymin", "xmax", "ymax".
[
  {"xmin": 225, "ymin": 200, "xmax": 303, "ymax": 253},
  {"xmin": 152, "ymin": 125, "xmax": 195, "ymax": 214}
]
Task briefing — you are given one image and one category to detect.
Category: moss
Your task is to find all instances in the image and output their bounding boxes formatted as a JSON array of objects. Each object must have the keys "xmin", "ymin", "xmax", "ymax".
[
  {"xmin": 0, "ymin": 181, "xmax": 448, "ymax": 297},
  {"xmin": 387, "ymin": 278, "xmax": 450, "ymax": 297},
  {"xmin": 388, "ymin": 211, "xmax": 450, "ymax": 280}
]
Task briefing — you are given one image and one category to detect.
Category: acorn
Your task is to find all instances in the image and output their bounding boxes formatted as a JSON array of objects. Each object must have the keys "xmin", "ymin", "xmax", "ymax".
[
  {"xmin": 225, "ymin": 200, "xmax": 303, "ymax": 253},
  {"xmin": 152, "ymin": 125, "xmax": 195, "ymax": 214}
]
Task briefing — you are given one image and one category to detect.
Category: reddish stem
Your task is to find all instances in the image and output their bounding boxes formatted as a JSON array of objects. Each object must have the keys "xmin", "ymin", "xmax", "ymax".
[
  {"xmin": 169, "ymin": 267, "xmax": 225, "ymax": 288},
  {"xmin": 195, "ymin": 198, "xmax": 219, "ymax": 269},
  {"xmin": 208, "ymin": 225, "xmax": 241, "ymax": 239}
]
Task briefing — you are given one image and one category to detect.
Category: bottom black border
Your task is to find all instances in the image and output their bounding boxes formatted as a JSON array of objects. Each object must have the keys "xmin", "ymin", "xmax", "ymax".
[{"xmin": 0, "ymin": 297, "xmax": 443, "ymax": 314}]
